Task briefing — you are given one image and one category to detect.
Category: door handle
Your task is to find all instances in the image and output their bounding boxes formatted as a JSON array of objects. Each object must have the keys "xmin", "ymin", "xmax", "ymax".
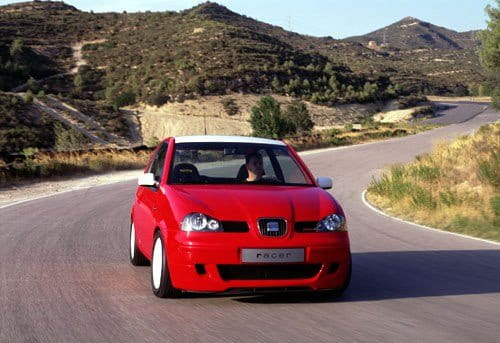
[{"xmin": 152, "ymin": 206, "xmax": 158, "ymax": 211}]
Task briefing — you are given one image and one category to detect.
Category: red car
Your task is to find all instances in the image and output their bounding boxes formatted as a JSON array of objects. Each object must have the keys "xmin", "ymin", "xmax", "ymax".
[{"xmin": 130, "ymin": 136, "xmax": 351, "ymax": 298}]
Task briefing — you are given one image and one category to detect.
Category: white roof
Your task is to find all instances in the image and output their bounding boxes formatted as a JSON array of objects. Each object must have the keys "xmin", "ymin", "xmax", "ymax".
[{"xmin": 174, "ymin": 135, "xmax": 286, "ymax": 146}]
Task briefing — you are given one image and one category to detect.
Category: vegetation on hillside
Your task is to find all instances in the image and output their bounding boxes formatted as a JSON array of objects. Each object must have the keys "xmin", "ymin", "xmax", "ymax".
[
  {"xmin": 0, "ymin": 39, "xmax": 58, "ymax": 91},
  {"xmin": 0, "ymin": 148, "xmax": 150, "ymax": 185},
  {"xmin": 367, "ymin": 123, "xmax": 500, "ymax": 241},
  {"xmin": 0, "ymin": 1, "xmax": 487, "ymax": 108},
  {"xmin": 249, "ymin": 96, "xmax": 314, "ymax": 138},
  {"xmin": 478, "ymin": 0, "xmax": 500, "ymax": 108},
  {"xmin": 0, "ymin": 92, "xmax": 90, "ymax": 154}
]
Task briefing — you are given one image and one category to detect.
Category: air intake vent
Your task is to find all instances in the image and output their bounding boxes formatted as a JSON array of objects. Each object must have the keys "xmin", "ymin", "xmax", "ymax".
[
  {"xmin": 258, "ymin": 218, "xmax": 287, "ymax": 237},
  {"xmin": 217, "ymin": 264, "xmax": 322, "ymax": 281},
  {"xmin": 221, "ymin": 221, "xmax": 249, "ymax": 232}
]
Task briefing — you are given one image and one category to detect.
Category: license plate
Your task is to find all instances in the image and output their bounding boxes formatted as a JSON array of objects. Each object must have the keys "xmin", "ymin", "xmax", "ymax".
[{"xmin": 241, "ymin": 248, "xmax": 304, "ymax": 263}]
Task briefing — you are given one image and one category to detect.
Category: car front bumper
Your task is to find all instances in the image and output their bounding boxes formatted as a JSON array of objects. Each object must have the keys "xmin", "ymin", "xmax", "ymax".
[{"xmin": 166, "ymin": 230, "xmax": 351, "ymax": 293}]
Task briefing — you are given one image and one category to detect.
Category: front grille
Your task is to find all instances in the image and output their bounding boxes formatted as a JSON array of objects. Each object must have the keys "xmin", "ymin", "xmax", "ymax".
[
  {"xmin": 217, "ymin": 264, "xmax": 322, "ymax": 281},
  {"xmin": 258, "ymin": 218, "xmax": 287, "ymax": 237},
  {"xmin": 294, "ymin": 221, "xmax": 318, "ymax": 232},
  {"xmin": 221, "ymin": 221, "xmax": 249, "ymax": 233}
]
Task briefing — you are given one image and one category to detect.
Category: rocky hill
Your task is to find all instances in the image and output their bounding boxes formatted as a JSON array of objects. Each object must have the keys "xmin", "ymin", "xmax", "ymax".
[
  {"xmin": 345, "ymin": 16, "xmax": 480, "ymax": 51},
  {"xmin": 0, "ymin": 1, "xmax": 490, "ymax": 154}
]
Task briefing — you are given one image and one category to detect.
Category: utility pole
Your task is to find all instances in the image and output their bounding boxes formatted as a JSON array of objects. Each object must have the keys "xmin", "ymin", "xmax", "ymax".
[{"xmin": 203, "ymin": 112, "xmax": 207, "ymax": 135}]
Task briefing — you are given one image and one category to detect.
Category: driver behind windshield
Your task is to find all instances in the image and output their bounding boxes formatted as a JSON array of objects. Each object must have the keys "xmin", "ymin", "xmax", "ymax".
[{"xmin": 245, "ymin": 152, "xmax": 264, "ymax": 182}]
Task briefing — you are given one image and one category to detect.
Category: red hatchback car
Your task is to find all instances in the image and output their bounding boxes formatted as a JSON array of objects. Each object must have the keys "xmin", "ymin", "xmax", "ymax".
[{"xmin": 130, "ymin": 136, "xmax": 351, "ymax": 298}]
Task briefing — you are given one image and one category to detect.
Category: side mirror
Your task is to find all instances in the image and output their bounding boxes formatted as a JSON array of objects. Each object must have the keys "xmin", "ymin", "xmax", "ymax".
[
  {"xmin": 138, "ymin": 173, "xmax": 158, "ymax": 187},
  {"xmin": 316, "ymin": 176, "xmax": 333, "ymax": 190}
]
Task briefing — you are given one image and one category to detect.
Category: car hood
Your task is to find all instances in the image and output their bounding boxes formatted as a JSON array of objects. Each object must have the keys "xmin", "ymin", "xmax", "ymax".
[{"xmin": 166, "ymin": 185, "xmax": 342, "ymax": 223}]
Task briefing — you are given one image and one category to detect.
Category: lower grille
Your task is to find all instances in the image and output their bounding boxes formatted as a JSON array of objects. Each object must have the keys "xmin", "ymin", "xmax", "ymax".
[{"xmin": 217, "ymin": 264, "xmax": 322, "ymax": 281}]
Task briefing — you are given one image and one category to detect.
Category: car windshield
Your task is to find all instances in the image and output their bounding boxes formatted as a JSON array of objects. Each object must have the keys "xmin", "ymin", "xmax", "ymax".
[{"xmin": 169, "ymin": 143, "xmax": 312, "ymax": 186}]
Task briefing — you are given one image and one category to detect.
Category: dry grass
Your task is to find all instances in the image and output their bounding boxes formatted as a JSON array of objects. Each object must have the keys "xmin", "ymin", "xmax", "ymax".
[
  {"xmin": 426, "ymin": 96, "xmax": 492, "ymax": 103},
  {"xmin": 1, "ymin": 149, "xmax": 150, "ymax": 186},
  {"xmin": 288, "ymin": 122, "xmax": 436, "ymax": 151},
  {"xmin": 367, "ymin": 122, "xmax": 500, "ymax": 241}
]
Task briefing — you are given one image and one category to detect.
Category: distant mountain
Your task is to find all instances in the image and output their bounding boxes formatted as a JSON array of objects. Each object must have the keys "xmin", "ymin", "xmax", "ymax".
[
  {"xmin": 345, "ymin": 17, "xmax": 480, "ymax": 50},
  {"xmin": 0, "ymin": 1, "xmax": 486, "ymax": 108},
  {"xmin": 0, "ymin": 0, "xmax": 78, "ymax": 12}
]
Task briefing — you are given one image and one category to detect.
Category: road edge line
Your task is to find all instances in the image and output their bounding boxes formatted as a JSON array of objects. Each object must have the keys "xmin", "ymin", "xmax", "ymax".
[{"xmin": 361, "ymin": 189, "xmax": 500, "ymax": 246}]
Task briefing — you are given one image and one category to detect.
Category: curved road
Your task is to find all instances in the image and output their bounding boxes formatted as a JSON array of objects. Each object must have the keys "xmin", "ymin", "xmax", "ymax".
[{"xmin": 1, "ymin": 102, "xmax": 499, "ymax": 342}]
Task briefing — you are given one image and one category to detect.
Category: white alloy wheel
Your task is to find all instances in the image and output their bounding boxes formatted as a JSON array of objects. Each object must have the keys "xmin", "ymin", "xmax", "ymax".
[
  {"xmin": 130, "ymin": 223, "xmax": 136, "ymax": 260},
  {"xmin": 152, "ymin": 237, "xmax": 163, "ymax": 290},
  {"xmin": 129, "ymin": 221, "xmax": 148, "ymax": 266}
]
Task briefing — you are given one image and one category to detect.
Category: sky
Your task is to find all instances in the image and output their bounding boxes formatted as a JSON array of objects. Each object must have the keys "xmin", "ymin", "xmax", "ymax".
[{"xmin": 0, "ymin": 0, "xmax": 495, "ymax": 38}]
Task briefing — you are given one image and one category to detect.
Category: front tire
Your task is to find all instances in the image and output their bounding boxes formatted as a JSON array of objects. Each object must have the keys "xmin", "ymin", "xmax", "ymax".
[
  {"xmin": 312, "ymin": 256, "xmax": 352, "ymax": 300},
  {"xmin": 151, "ymin": 231, "xmax": 181, "ymax": 298},
  {"xmin": 129, "ymin": 222, "xmax": 148, "ymax": 266}
]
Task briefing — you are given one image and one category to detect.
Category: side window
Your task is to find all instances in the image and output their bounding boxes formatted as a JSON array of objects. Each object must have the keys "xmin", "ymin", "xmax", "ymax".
[{"xmin": 149, "ymin": 143, "xmax": 168, "ymax": 182}]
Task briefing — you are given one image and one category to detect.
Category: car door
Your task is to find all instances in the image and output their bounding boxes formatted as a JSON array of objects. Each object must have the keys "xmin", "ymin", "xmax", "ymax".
[
  {"xmin": 141, "ymin": 142, "xmax": 169, "ymax": 254},
  {"xmin": 134, "ymin": 143, "xmax": 168, "ymax": 255}
]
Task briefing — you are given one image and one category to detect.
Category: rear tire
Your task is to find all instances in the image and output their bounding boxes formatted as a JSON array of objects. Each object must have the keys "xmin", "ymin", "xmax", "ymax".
[
  {"xmin": 129, "ymin": 222, "xmax": 149, "ymax": 266},
  {"xmin": 151, "ymin": 231, "xmax": 181, "ymax": 298}
]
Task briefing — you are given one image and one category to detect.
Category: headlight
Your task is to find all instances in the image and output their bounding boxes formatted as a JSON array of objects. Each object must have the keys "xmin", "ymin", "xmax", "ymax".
[
  {"xmin": 181, "ymin": 213, "xmax": 222, "ymax": 232},
  {"xmin": 315, "ymin": 214, "xmax": 346, "ymax": 232}
]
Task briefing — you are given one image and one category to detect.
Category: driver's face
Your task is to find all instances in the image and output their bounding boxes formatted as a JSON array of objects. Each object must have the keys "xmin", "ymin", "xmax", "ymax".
[{"xmin": 246, "ymin": 156, "xmax": 264, "ymax": 176}]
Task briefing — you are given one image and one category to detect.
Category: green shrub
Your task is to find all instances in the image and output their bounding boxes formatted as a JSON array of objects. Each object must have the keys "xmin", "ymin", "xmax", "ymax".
[
  {"xmin": 410, "ymin": 186, "xmax": 437, "ymax": 210},
  {"xmin": 147, "ymin": 93, "xmax": 169, "ymax": 107},
  {"xmin": 409, "ymin": 165, "xmax": 441, "ymax": 181},
  {"xmin": 37, "ymin": 90, "xmax": 46, "ymax": 100},
  {"xmin": 113, "ymin": 91, "xmax": 136, "ymax": 108},
  {"xmin": 249, "ymin": 95, "xmax": 294, "ymax": 139},
  {"xmin": 439, "ymin": 190, "xmax": 462, "ymax": 207},
  {"xmin": 54, "ymin": 122, "xmax": 89, "ymax": 151},
  {"xmin": 24, "ymin": 90, "xmax": 34, "ymax": 103},
  {"xmin": 221, "ymin": 97, "xmax": 239, "ymax": 116},
  {"xmin": 284, "ymin": 100, "xmax": 313, "ymax": 134},
  {"xmin": 478, "ymin": 151, "xmax": 500, "ymax": 188},
  {"xmin": 398, "ymin": 95, "xmax": 427, "ymax": 109}
]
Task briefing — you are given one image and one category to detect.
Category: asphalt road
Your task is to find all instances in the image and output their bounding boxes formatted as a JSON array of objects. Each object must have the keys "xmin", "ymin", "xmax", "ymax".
[{"xmin": 1, "ymin": 102, "xmax": 499, "ymax": 343}]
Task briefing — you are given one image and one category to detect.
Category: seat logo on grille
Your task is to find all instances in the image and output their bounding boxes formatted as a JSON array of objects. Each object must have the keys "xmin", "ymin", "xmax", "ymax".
[{"xmin": 266, "ymin": 221, "xmax": 279, "ymax": 232}]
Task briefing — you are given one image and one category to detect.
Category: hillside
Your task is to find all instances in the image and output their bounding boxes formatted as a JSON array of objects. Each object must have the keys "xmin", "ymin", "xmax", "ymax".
[
  {"xmin": 345, "ymin": 17, "xmax": 480, "ymax": 51},
  {"xmin": 0, "ymin": 1, "xmax": 490, "ymax": 155}
]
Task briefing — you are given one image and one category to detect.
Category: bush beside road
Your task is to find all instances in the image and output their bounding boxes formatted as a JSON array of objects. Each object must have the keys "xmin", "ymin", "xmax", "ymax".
[{"xmin": 367, "ymin": 122, "xmax": 500, "ymax": 241}]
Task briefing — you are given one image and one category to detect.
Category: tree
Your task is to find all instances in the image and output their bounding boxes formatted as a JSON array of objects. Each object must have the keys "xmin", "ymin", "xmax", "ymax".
[
  {"xmin": 36, "ymin": 90, "xmax": 46, "ymax": 100},
  {"xmin": 284, "ymin": 100, "xmax": 314, "ymax": 134},
  {"xmin": 26, "ymin": 77, "xmax": 38, "ymax": 92},
  {"xmin": 74, "ymin": 74, "xmax": 84, "ymax": 91},
  {"xmin": 249, "ymin": 96, "xmax": 294, "ymax": 138},
  {"xmin": 221, "ymin": 97, "xmax": 239, "ymax": 116},
  {"xmin": 113, "ymin": 91, "xmax": 136, "ymax": 108},
  {"xmin": 24, "ymin": 90, "xmax": 34, "ymax": 103},
  {"xmin": 9, "ymin": 39, "xmax": 23, "ymax": 57},
  {"xmin": 324, "ymin": 62, "xmax": 334, "ymax": 75},
  {"xmin": 271, "ymin": 76, "xmax": 280, "ymax": 90},
  {"xmin": 478, "ymin": 0, "xmax": 500, "ymax": 107}
]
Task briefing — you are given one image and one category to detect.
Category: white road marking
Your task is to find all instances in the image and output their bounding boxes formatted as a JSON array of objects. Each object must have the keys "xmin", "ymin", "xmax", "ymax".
[{"xmin": 361, "ymin": 190, "xmax": 500, "ymax": 246}]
